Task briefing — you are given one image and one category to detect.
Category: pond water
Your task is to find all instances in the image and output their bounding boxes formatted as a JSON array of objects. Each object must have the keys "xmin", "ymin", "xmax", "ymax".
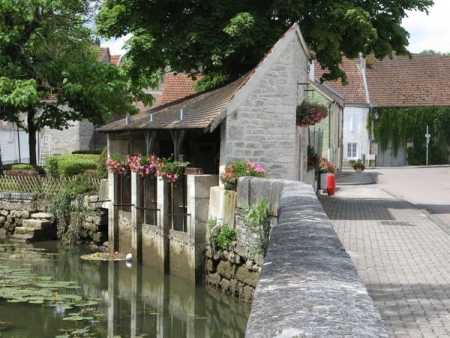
[{"xmin": 0, "ymin": 241, "xmax": 250, "ymax": 338}]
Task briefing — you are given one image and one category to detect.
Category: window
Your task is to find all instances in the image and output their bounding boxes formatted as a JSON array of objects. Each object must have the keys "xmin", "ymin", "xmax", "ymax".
[{"xmin": 346, "ymin": 142, "xmax": 358, "ymax": 159}]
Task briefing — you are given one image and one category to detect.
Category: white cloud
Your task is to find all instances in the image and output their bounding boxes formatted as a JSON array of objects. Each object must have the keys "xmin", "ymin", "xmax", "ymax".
[
  {"xmin": 402, "ymin": 0, "xmax": 450, "ymax": 53},
  {"xmin": 101, "ymin": 34, "xmax": 132, "ymax": 56}
]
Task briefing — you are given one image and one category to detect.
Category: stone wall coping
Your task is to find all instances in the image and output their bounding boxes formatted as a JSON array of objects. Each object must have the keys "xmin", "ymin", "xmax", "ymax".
[
  {"xmin": 0, "ymin": 192, "xmax": 35, "ymax": 200},
  {"xmin": 245, "ymin": 179, "xmax": 388, "ymax": 337}
]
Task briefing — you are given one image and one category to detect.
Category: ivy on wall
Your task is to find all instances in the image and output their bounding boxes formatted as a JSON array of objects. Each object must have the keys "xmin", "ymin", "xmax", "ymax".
[{"xmin": 367, "ymin": 106, "xmax": 450, "ymax": 165}]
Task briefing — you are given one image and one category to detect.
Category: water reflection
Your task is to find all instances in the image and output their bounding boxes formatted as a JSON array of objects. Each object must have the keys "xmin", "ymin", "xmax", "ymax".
[{"xmin": 0, "ymin": 241, "xmax": 250, "ymax": 338}]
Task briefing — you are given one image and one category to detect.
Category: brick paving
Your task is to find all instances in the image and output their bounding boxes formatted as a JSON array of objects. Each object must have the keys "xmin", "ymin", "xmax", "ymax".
[{"xmin": 320, "ymin": 183, "xmax": 450, "ymax": 337}]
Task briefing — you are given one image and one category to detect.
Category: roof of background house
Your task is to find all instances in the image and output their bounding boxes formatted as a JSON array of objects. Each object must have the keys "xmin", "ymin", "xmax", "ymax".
[
  {"xmin": 110, "ymin": 55, "xmax": 121, "ymax": 66},
  {"xmin": 366, "ymin": 54, "xmax": 450, "ymax": 107},
  {"xmin": 159, "ymin": 73, "xmax": 200, "ymax": 106},
  {"xmin": 314, "ymin": 58, "xmax": 368, "ymax": 106}
]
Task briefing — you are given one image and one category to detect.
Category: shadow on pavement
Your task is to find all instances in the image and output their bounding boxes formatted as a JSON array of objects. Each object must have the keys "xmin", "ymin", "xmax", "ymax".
[{"xmin": 319, "ymin": 194, "xmax": 416, "ymax": 222}]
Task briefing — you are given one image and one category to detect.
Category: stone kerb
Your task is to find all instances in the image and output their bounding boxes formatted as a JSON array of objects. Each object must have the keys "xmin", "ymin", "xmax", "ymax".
[{"xmin": 245, "ymin": 181, "xmax": 388, "ymax": 337}]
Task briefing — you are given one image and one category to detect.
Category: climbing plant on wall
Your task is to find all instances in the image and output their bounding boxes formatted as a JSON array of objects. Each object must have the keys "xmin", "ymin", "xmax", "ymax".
[{"xmin": 367, "ymin": 107, "xmax": 450, "ymax": 165}]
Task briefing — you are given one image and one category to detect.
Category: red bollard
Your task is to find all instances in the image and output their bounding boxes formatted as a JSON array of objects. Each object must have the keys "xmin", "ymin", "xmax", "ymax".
[{"xmin": 327, "ymin": 173, "xmax": 336, "ymax": 196}]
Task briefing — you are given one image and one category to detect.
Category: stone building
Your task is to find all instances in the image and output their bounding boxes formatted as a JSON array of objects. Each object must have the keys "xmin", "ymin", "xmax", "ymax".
[{"xmin": 97, "ymin": 23, "xmax": 317, "ymax": 283}]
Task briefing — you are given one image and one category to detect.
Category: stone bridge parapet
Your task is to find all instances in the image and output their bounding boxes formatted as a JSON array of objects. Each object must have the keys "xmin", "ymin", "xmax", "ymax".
[{"xmin": 244, "ymin": 178, "xmax": 388, "ymax": 337}]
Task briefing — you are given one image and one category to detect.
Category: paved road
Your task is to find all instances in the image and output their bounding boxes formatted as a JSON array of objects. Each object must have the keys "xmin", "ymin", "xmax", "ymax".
[
  {"xmin": 373, "ymin": 166, "xmax": 450, "ymax": 227},
  {"xmin": 319, "ymin": 168, "xmax": 450, "ymax": 337}
]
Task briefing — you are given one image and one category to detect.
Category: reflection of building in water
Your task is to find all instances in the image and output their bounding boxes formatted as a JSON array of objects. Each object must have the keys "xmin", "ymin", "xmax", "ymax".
[{"xmin": 102, "ymin": 260, "xmax": 250, "ymax": 337}]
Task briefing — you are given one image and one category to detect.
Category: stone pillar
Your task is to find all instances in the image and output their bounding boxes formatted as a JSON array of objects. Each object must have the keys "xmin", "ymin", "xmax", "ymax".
[
  {"xmin": 187, "ymin": 175, "xmax": 219, "ymax": 283},
  {"xmin": 131, "ymin": 172, "xmax": 142, "ymax": 262},
  {"xmin": 156, "ymin": 178, "xmax": 170, "ymax": 273},
  {"xmin": 108, "ymin": 171, "xmax": 119, "ymax": 255}
]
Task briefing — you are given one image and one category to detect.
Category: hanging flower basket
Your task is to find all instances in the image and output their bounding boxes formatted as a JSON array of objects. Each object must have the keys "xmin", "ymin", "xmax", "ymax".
[
  {"xmin": 127, "ymin": 154, "xmax": 161, "ymax": 178},
  {"xmin": 296, "ymin": 101, "xmax": 329, "ymax": 127},
  {"xmin": 106, "ymin": 154, "xmax": 130, "ymax": 176},
  {"xmin": 156, "ymin": 157, "xmax": 190, "ymax": 184}
]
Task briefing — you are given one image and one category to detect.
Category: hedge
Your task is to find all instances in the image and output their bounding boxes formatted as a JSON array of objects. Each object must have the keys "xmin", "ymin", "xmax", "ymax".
[{"xmin": 45, "ymin": 154, "xmax": 99, "ymax": 178}]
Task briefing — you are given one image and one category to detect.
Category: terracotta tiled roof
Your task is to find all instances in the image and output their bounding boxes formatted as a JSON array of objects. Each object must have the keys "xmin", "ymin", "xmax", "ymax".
[
  {"xmin": 158, "ymin": 73, "xmax": 200, "ymax": 105},
  {"xmin": 366, "ymin": 54, "xmax": 450, "ymax": 107},
  {"xmin": 97, "ymin": 74, "xmax": 251, "ymax": 133},
  {"xmin": 110, "ymin": 55, "xmax": 121, "ymax": 66},
  {"xmin": 314, "ymin": 58, "xmax": 368, "ymax": 106}
]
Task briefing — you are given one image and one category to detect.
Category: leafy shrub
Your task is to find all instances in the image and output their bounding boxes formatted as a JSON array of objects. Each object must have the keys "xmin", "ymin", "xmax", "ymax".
[
  {"xmin": 72, "ymin": 150, "xmax": 103, "ymax": 155},
  {"xmin": 244, "ymin": 197, "xmax": 270, "ymax": 256},
  {"xmin": 96, "ymin": 147, "xmax": 108, "ymax": 178},
  {"xmin": 48, "ymin": 174, "xmax": 98, "ymax": 245},
  {"xmin": 45, "ymin": 154, "xmax": 99, "ymax": 178},
  {"xmin": 352, "ymin": 159, "xmax": 365, "ymax": 171},
  {"xmin": 212, "ymin": 226, "xmax": 236, "ymax": 250}
]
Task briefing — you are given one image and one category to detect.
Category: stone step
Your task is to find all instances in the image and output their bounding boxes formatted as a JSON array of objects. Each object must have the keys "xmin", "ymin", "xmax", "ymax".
[
  {"xmin": 30, "ymin": 212, "xmax": 53, "ymax": 220},
  {"xmin": 22, "ymin": 219, "xmax": 52, "ymax": 229},
  {"xmin": 9, "ymin": 233, "xmax": 35, "ymax": 243},
  {"xmin": 14, "ymin": 227, "xmax": 43, "ymax": 235}
]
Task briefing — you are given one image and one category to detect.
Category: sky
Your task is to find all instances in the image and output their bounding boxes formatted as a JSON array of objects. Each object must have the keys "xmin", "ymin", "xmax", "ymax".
[
  {"xmin": 402, "ymin": 0, "xmax": 450, "ymax": 53},
  {"xmin": 102, "ymin": 0, "xmax": 450, "ymax": 56}
]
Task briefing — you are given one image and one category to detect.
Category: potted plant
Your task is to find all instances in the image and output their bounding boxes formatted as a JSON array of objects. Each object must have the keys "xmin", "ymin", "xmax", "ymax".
[
  {"xmin": 352, "ymin": 159, "xmax": 365, "ymax": 172},
  {"xmin": 220, "ymin": 159, "xmax": 266, "ymax": 191},
  {"xmin": 319, "ymin": 158, "xmax": 335, "ymax": 190}
]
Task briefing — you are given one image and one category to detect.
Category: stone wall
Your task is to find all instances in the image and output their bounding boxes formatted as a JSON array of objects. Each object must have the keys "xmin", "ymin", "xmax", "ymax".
[
  {"xmin": 220, "ymin": 26, "xmax": 310, "ymax": 182},
  {"xmin": 0, "ymin": 193, "xmax": 35, "ymax": 237},
  {"xmin": 0, "ymin": 192, "xmax": 108, "ymax": 244},
  {"xmin": 243, "ymin": 178, "xmax": 389, "ymax": 337}
]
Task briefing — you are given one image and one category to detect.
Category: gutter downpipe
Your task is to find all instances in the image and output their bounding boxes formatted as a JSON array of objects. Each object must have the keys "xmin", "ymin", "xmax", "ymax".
[{"xmin": 360, "ymin": 53, "xmax": 373, "ymax": 166}]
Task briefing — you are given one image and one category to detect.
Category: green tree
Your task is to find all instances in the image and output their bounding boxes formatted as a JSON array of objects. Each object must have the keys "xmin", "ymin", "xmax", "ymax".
[
  {"xmin": 96, "ymin": 0, "xmax": 433, "ymax": 87},
  {"xmin": 0, "ymin": 0, "xmax": 156, "ymax": 165},
  {"xmin": 419, "ymin": 50, "xmax": 450, "ymax": 56}
]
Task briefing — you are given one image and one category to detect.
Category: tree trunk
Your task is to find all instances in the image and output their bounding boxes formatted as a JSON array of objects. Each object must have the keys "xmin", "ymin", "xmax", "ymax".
[{"xmin": 27, "ymin": 108, "xmax": 37, "ymax": 165}]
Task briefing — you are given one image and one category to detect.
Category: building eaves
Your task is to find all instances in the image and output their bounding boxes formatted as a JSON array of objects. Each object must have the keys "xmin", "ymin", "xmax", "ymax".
[
  {"xmin": 310, "ymin": 79, "xmax": 345, "ymax": 107},
  {"xmin": 97, "ymin": 74, "xmax": 250, "ymax": 134}
]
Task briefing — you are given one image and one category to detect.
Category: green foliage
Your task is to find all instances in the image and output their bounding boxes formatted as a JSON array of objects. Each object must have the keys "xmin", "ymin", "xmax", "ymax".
[
  {"xmin": 419, "ymin": 50, "xmax": 450, "ymax": 56},
  {"xmin": 0, "ymin": 0, "xmax": 155, "ymax": 165},
  {"xmin": 307, "ymin": 145, "xmax": 321, "ymax": 169},
  {"xmin": 194, "ymin": 73, "xmax": 230, "ymax": 93},
  {"xmin": 244, "ymin": 197, "xmax": 270, "ymax": 256},
  {"xmin": 368, "ymin": 107, "xmax": 450, "ymax": 164},
  {"xmin": 214, "ymin": 226, "xmax": 237, "ymax": 250},
  {"xmin": 208, "ymin": 217, "xmax": 236, "ymax": 250},
  {"xmin": 96, "ymin": 147, "xmax": 108, "ymax": 179},
  {"xmin": 352, "ymin": 159, "xmax": 365, "ymax": 171},
  {"xmin": 45, "ymin": 154, "xmax": 99, "ymax": 178},
  {"xmin": 48, "ymin": 175, "xmax": 97, "ymax": 245},
  {"xmin": 72, "ymin": 150, "xmax": 103, "ymax": 155},
  {"xmin": 96, "ymin": 0, "xmax": 432, "ymax": 87}
]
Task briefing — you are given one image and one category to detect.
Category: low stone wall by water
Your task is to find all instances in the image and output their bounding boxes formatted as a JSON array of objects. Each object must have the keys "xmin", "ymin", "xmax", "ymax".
[
  {"xmin": 0, "ymin": 192, "xmax": 108, "ymax": 244},
  {"xmin": 244, "ymin": 179, "xmax": 388, "ymax": 337},
  {"xmin": 0, "ymin": 193, "xmax": 35, "ymax": 237}
]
